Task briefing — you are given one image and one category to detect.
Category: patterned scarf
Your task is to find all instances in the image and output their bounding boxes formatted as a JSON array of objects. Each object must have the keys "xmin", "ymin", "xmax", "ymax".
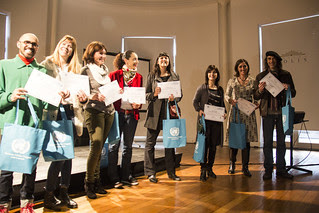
[{"xmin": 122, "ymin": 64, "xmax": 137, "ymax": 85}]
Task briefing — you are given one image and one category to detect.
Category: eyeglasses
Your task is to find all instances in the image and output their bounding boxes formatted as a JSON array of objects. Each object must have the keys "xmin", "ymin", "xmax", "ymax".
[{"xmin": 20, "ymin": 40, "xmax": 38, "ymax": 47}]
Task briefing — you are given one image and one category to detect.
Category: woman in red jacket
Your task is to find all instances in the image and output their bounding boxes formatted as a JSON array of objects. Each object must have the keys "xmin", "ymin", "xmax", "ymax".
[{"xmin": 108, "ymin": 50, "xmax": 143, "ymax": 188}]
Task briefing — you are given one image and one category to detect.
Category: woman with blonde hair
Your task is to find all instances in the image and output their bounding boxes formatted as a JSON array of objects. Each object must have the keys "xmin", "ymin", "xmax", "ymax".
[{"xmin": 41, "ymin": 35, "xmax": 87, "ymax": 210}]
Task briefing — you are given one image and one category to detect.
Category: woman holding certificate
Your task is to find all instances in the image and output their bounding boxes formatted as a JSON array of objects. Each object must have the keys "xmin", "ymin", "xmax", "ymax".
[
  {"xmin": 193, "ymin": 65, "xmax": 226, "ymax": 182},
  {"xmin": 41, "ymin": 35, "xmax": 85, "ymax": 210},
  {"xmin": 225, "ymin": 59, "xmax": 258, "ymax": 177},
  {"xmin": 81, "ymin": 41, "xmax": 115, "ymax": 199},
  {"xmin": 108, "ymin": 50, "xmax": 143, "ymax": 188},
  {"xmin": 144, "ymin": 52, "xmax": 182, "ymax": 183}
]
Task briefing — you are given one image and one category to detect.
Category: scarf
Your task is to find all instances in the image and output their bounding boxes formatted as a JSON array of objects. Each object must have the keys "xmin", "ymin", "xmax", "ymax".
[
  {"xmin": 87, "ymin": 63, "xmax": 110, "ymax": 85},
  {"xmin": 122, "ymin": 64, "xmax": 137, "ymax": 85},
  {"xmin": 18, "ymin": 54, "xmax": 34, "ymax": 65}
]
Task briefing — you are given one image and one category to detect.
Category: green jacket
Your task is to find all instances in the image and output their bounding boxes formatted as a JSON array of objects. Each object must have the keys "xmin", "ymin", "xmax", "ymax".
[{"xmin": 0, "ymin": 55, "xmax": 48, "ymax": 129}]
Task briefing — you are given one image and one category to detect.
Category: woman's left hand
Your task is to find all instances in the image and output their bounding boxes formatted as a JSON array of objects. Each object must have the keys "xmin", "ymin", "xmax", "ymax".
[
  {"xmin": 283, "ymin": 83, "xmax": 289, "ymax": 90},
  {"xmin": 223, "ymin": 113, "xmax": 227, "ymax": 120},
  {"xmin": 168, "ymin": 94, "xmax": 175, "ymax": 102},
  {"xmin": 77, "ymin": 90, "xmax": 88, "ymax": 103},
  {"xmin": 132, "ymin": 103, "xmax": 141, "ymax": 109},
  {"xmin": 59, "ymin": 90, "xmax": 70, "ymax": 102}
]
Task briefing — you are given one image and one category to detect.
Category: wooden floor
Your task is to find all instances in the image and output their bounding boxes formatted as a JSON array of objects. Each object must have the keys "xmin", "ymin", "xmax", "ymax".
[{"xmin": 11, "ymin": 144, "xmax": 319, "ymax": 213}]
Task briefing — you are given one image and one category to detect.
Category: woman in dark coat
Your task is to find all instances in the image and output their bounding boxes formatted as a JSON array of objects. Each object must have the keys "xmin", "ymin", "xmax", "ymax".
[
  {"xmin": 193, "ymin": 65, "xmax": 226, "ymax": 181},
  {"xmin": 144, "ymin": 52, "xmax": 182, "ymax": 183}
]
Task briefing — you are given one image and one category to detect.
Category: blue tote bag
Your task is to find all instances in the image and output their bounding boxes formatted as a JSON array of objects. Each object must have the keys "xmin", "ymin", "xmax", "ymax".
[
  {"xmin": 282, "ymin": 86, "xmax": 295, "ymax": 135},
  {"xmin": 193, "ymin": 115, "xmax": 206, "ymax": 163},
  {"xmin": 0, "ymin": 98, "xmax": 46, "ymax": 174},
  {"xmin": 100, "ymin": 142, "xmax": 109, "ymax": 168},
  {"xmin": 106, "ymin": 111, "xmax": 120, "ymax": 145},
  {"xmin": 163, "ymin": 101, "xmax": 187, "ymax": 148},
  {"xmin": 229, "ymin": 105, "xmax": 246, "ymax": 150},
  {"xmin": 42, "ymin": 105, "xmax": 75, "ymax": 161}
]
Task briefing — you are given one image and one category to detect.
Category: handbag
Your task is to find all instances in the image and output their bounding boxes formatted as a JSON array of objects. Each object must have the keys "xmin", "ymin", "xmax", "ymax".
[
  {"xmin": 105, "ymin": 111, "xmax": 120, "ymax": 145},
  {"xmin": 0, "ymin": 98, "xmax": 46, "ymax": 174},
  {"xmin": 193, "ymin": 115, "xmax": 206, "ymax": 163},
  {"xmin": 163, "ymin": 100, "xmax": 187, "ymax": 148},
  {"xmin": 229, "ymin": 104, "xmax": 246, "ymax": 149},
  {"xmin": 282, "ymin": 86, "xmax": 295, "ymax": 135},
  {"xmin": 42, "ymin": 105, "xmax": 75, "ymax": 161}
]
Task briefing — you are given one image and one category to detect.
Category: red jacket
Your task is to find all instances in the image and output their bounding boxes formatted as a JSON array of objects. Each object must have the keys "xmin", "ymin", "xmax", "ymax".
[{"xmin": 109, "ymin": 69, "xmax": 143, "ymax": 120}]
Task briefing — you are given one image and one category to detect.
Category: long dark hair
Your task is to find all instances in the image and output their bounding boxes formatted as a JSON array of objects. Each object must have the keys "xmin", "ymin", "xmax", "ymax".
[
  {"xmin": 234, "ymin": 59, "xmax": 250, "ymax": 77},
  {"xmin": 152, "ymin": 52, "xmax": 172, "ymax": 77},
  {"xmin": 205, "ymin": 65, "xmax": 220, "ymax": 86},
  {"xmin": 113, "ymin": 50, "xmax": 135, "ymax": 70}
]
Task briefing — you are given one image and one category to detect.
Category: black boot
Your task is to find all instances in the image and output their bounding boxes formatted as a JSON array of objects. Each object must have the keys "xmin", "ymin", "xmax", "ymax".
[
  {"xmin": 84, "ymin": 182, "xmax": 97, "ymax": 199},
  {"xmin": 200, "ymin": 168, "xmax": 207, "ymax": 182},
  {"xmin": 95, "ymin": 180, "xmax": 107, "ymax": 194},
  {"xmin": 242, "ymin": 166, "xmax": 252, "ymax": 177},
  {"xmin": 206, "ymin": 168, "xmax": 217, "ymax": 178},
  {"xmin": 59, "ymin": 186, "xmax": 78, "ymax": 208},
  {"xmin": 228, "ymin": 161, "xmax": 235, "ymax": 174},
  {"xmin": 44, "ymin": 190, "xmax": 62, "ymax": 211}
]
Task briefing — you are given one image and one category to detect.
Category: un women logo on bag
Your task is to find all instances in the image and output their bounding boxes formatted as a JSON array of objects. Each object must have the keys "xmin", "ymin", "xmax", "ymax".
[
  {"xmin": 52, "ymin": 131, "xmax": 67, "ymax": 143},
  {"xmin": 12, "ymin": 139, "xmax": 30, "ymax": 154},
  {"xmin": 282, "ymin": 115, "xmax": 287, "ymax": 126},
  {"xmin": 170, "ymin": 127, "xmax": 180, "ymax": 136}
]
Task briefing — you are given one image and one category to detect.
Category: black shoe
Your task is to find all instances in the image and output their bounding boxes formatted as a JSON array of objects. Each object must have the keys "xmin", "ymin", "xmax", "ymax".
[
  {"xmin": 114, "ymin": 181, "xmax": 124, "ymax": 189},
  {"xmin": 200, "ymin": 169, "xmax": 207, "ymax": 182},
  {"xmin": 148, "ymin": 175, "xmax": 158, "ymax": 183},
  {"xmin": 168, "ymin": 174, "xmax": 181, "ymax": 181},
  {"xmin": 228, "ymin": 161, "xmax": 235, "ymax": 174},
  {"xmin": 122, "ymin": 176, "xmax": 139, "ymax": 186},
  {"xmin": 207, "ymin": 168, "xmax": 217, "ymax": 178},
  {"xmin": 44, "ymin": 190, "xmax": 62, "ymax": 211},
  {"xmin": 84, "ymin": 182, "xmax": 97, "ymax": 199},
  {"xmin": 276, "ymin": 171, "xmax": 294, "ymax": 179},
  {"xmin": 59, "ymin": 186, "xmax": 78, "ymax": 208},
  {"xmin": 95, "ymin": 180, "xmax": 107, "ymax": 194},
  {"xmin": 242, "ymin": 168, "xmax": 252, "ymax": 177},
  {"xmin": 263, "ymin": 171, "xmax": 272, "ymax": 180}
]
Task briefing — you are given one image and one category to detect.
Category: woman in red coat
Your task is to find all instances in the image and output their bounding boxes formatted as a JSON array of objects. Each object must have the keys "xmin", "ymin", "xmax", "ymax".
[{"xmin": 108, "ymin": 50, "xmax": 143, "ymax": 188}]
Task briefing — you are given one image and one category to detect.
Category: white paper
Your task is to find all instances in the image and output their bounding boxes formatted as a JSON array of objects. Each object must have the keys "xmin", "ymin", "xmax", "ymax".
[
  {"xmin": 157, "ymin": 81, "xmax": 181, "ymax": 99},
  {"xmin": 204, "ymin": 104, "xmax": 225, "ymax": 122},
  {"xmin": 60, "ymin": 71, "xmax": 90, "ymax": 96},
  {"xmin": 98, "ymin": 80, "xmax": 122, "ymax": 106},
  {"xmin": 122, "ymin": 87, "xmax": 146, "ymax": 104},
  {"xmin": 237, "ymin": 98, "xmax": 256, "ymax": 116},
  {"xmin": 24, "ymin": 69, "xmax": 63, "ymax": 107},
  {"xmin": 260, "ymin": 72, "xmax": 284, "ymax": 97}
]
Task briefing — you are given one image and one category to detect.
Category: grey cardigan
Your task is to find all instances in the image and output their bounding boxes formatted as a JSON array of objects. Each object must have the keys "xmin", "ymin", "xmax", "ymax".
[
  {"xmin": 192, "ymin": 83, "xmax": 225, "ymax": 146},
  {"xmin": 144, "ymin": 72, "xmax": 182, "ymax": 130}
]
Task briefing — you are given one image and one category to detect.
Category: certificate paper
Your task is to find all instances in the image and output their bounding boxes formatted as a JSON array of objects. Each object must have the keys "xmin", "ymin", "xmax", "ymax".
[
  {"xmin": 25, "ymin": 69, "xmax": 63, "ymax": 107},
  {"xmin": 60, "ymin": 71, "xmax": 90, "ymax": 96},
  {"xmin": 204, "ymin": 104, "xmax": 225, "ymax": 122},
  {"xmin": 99, "ymin": 80, "xmax": 122, "ymax": 106},
  {"xmin": 237, "ymin": 98, "xmax": 256, "ymax": 116},
  {"xmin": 157, "ymin": 81, "xmax": 182, "ymax": 99},
  {"xmin": 260, "ymin": 72, "xmax": 284, "ymax": 97},
  {"xmin": 122, "ymin": 87, "xmax": 146, "ymax": 104}
]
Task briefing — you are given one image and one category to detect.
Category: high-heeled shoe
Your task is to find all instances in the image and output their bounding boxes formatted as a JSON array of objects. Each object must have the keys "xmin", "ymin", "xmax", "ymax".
[
  {"xmin": 200, "ymin": 168, "xmax": 207, "ymax": 182},
  {"xmin": 228, "ymin": 161, "xmax": 235, "ymax": 174}
]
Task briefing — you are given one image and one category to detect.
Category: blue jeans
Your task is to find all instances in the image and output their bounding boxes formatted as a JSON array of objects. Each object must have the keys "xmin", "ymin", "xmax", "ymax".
[
  {"xmin": 262, "ymin": 114, "xmax": 286, "ymax": 173},
  {"xmin": 108, "ymin": 112, "xmax": 138, "ymax": 182},
  {"xmin": 0, "ymin": 168, "xmax": 36, "ymax": 203}
]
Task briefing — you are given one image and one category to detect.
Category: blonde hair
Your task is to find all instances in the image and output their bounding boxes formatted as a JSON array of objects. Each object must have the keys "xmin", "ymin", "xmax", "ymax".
[{"xmin": 47, "ymin": 35, "xmax": 81, "ymax": 74}]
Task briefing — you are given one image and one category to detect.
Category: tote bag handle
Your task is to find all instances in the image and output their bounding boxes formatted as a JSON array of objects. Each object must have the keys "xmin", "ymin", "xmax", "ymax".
[
  {"xmin": 166, "ymin": 100, "xmax": 181, "ymax": 120},
  {"xmin": 15, "ymin": 97, "xmax": 40, "ymax": 128},
  {"xmin": 285, "ymin": 86, "xmax": 292, "ymax": 106}
]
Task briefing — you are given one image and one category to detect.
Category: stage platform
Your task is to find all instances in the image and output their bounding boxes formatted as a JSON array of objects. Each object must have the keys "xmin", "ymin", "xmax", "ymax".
[{"xmin": 10, "ymin": 142, "xmax": 182, "ymax": 207}]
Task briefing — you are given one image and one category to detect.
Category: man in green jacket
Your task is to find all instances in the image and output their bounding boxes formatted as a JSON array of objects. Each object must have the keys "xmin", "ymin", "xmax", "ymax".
[{"xmin": 0, "ymin": 33, "xmax": 68, "ymax": 213}]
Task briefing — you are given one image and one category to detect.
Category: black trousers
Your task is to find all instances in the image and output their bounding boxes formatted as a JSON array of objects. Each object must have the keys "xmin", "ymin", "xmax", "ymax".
[
  {"xmin": 229, "ymin": 143, "xmax": 251, "ymax": 169},
  {"xmin": 200, "ymin": 121, "xmax": 221, "ymax": 170},
  {"xmin": 144, "ymin": 127, "xmax": 176, "ymax": 176}
]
